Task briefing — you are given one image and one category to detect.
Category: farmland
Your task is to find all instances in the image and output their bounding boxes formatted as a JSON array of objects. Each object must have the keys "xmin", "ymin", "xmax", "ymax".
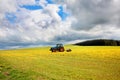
[{"xmin": 0, "ymin": 45, "xmax": 120, "ymax": 80}]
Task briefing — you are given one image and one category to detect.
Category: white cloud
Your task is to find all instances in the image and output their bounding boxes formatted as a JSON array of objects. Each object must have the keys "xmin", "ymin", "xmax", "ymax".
[
  {"xmin": 0, "ymin": 0, "xmax": 17, "ymax": 13},
  {"xmin": 39, "ymin": 0, "xmax": 47, "ymax": 7},
  {"xmin": 44, "ymin": 4, "xmax": 61, "ymax": 22},
  {"xmin": 0, "ymin": 0, "xmax": 120, "ymax": 49},
  {"xmin": 0, "ymin": 0, "xmax": 75, "ymax": 49},
  {"xmin": 18, "ymin": 0, "xmax": 36, "ymax": 5},
  {"xmin": 55, "ymin": 0, "xmax": 120, "ymax": 29}
]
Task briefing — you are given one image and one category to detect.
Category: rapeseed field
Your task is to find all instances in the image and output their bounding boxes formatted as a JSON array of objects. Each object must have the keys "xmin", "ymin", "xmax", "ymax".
[{"xmin": 0, "ymin": 45, "xmax": 120, "ymax": 80}]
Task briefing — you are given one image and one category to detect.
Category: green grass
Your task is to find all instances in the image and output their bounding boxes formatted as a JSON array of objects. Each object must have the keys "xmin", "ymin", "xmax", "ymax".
[{"xmin": 0, "ymin": 45, "xmax": 120, "ymax": 80}]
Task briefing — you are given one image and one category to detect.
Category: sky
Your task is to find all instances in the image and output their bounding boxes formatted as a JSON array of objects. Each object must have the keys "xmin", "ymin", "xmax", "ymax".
[{"xmin": 0, "ymin": 0, "xmax": 120, "ymax": 49}]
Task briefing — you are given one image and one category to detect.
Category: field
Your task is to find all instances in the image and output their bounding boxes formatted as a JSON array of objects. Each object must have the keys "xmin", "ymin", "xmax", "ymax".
[{"xmin": 0, "ymin": 45, "xmax": 120, "ymax": 80}]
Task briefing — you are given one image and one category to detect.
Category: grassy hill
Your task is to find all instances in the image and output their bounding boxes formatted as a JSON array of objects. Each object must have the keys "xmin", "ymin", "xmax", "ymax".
[
  {"xmin": 0, "ymin": 45, "xmax": 120, "ymax": 80},
  {"xmin": 75, "ymin": 39, "xmax": 120, "ymax": 46}
]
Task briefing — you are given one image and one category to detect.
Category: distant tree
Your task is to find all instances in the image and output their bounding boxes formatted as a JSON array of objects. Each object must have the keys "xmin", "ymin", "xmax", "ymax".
[{"xmin": 75, "ymin": 39, "xmax": 120, "ymax": 46}]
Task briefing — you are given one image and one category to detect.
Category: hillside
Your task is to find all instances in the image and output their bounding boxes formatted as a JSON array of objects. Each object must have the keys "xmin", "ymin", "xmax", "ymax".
[{"xmin": 75, "ymin": 39, "xmax": 120, "ymax": 46}]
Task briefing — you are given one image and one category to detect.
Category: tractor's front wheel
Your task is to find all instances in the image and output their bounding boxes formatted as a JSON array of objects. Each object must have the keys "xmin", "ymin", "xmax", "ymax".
[{"xmin": 52, "ymin": 49, "xmax": 56, "ymax": 52}]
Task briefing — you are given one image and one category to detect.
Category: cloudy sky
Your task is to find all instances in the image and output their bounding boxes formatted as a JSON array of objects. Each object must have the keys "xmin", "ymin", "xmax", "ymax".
[{"xmin": 0, "ymin": 0, "xmax": 120, "ymax": 49}]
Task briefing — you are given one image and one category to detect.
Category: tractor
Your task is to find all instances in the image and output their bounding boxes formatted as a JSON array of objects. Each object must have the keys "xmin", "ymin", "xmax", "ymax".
[{"xmin": 50, "ymin": 44, "xmax": 65, "ymax": 52}]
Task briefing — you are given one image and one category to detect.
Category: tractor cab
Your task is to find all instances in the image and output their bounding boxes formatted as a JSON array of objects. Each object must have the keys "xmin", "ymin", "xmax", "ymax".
[{"xmin": 56, "ymin": 44, "xmax": 63, "ymax": 48}]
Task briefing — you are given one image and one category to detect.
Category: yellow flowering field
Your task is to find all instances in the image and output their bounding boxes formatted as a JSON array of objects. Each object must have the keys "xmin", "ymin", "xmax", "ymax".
[{"xmin": 0, "ymin": 45, "xmax": 120, "ymax": 80}]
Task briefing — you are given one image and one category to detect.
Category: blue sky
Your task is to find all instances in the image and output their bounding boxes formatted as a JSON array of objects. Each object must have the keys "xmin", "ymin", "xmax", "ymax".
[
  {"xmin": 46, "ymin": 0, "xmax": 54, "ymax": 4},
  {"xmin": 21, "ymin": 5, "xmax": 43, "ymax": 10},
  {"xmin": 5, "ymin": 13, "xmax": 17, "ymax": 23},
  {"xmin": 6, "ymin": 0, "xmax": 68, "ymax": 23},
  {"xmin": 58, "ymin": 6, "xmax": 68, "ymax": 20},
  {"xmin": 0, "ymin": 0, "xmax": 120, "ymax": 49}
]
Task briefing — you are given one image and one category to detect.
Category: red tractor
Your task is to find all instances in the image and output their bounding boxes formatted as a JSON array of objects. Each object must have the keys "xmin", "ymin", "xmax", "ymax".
[{"xmin": 50, "ymin": 44, "xmax": 65, "ymax": 52}]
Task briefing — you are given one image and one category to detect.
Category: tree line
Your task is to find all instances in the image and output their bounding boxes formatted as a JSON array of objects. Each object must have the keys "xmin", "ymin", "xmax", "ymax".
[{"xmin": 75, "ymin": 39, "xmax": 120, "ymax": 46}]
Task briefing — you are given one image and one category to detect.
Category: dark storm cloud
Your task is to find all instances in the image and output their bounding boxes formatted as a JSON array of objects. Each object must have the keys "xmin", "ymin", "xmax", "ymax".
[{"xmin": 55, "ymin": 0, "xmax": 120, "ymax": 30}]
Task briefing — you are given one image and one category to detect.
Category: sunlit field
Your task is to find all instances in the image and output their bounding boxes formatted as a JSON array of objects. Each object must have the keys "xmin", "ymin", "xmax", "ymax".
[{"xmin": 0, "ymin": 45, "xmax": 120, "ymax": 80}]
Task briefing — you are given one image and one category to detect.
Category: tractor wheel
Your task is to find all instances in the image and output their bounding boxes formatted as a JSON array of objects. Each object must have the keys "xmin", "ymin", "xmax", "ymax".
[
  {"xmin": 59, "ymin": 48, "xmax": 64, "ymax": 52},
  {"xmin": 52, "ymin": 49, "xmax": 56, "ymax": 52}
]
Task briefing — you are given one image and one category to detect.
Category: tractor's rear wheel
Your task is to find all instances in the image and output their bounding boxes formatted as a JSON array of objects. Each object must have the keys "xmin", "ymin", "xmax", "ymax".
[{"xmin": 59, "ymin": 48, "xmax": 64, "ymax": 52}]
